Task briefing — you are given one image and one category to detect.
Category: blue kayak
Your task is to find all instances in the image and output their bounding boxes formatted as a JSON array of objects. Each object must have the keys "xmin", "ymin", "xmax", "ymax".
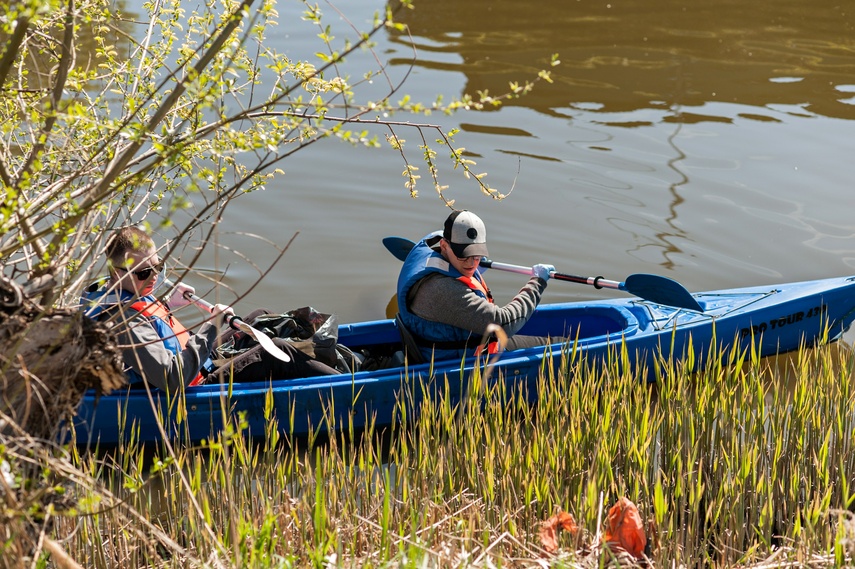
[{"xmin": 72, "ymin": 275, "xmax": 855, "ymax": 447}]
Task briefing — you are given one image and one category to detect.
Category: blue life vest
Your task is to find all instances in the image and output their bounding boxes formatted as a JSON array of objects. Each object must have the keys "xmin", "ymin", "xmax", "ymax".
[{"xmin": 396, "ymin": 233, "xmax": 494, "ymax": 361}]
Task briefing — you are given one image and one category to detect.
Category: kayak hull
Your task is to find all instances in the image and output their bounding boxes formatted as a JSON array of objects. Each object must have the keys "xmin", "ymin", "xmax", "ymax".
[{"xmin": 71, "ymin": 275, "xmax": 855, "ymax": 448}]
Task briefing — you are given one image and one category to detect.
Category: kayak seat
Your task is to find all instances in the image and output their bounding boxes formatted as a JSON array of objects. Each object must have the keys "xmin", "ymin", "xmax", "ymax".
[{"xmin": 395, "ymin": 314, "xmax": 427, "ymax": 364}]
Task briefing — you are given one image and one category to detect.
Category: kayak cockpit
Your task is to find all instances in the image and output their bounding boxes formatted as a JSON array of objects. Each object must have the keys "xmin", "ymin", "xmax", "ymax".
[
  {"xmin": 326, "ymin": 304, "xmax": 640, "ymax": 374},
  {"xmin": 518, "ymin": 304, "xmax": 639, "ymax": 343},
  {"xmin": 338, "ymin": 304, "xmax": 640, "ymax": 357}
]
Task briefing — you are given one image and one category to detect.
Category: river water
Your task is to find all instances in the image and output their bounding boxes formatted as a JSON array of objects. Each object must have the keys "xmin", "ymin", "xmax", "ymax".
[{"xmin": 127, "ymin": 0, "xmax": 855, "ymax": 324}]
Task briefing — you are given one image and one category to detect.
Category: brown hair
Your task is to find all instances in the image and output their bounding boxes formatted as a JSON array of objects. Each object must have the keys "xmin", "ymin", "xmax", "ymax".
[{"xmin": 105, "ymin": 226, "xmax": 155, "ymax": 268}]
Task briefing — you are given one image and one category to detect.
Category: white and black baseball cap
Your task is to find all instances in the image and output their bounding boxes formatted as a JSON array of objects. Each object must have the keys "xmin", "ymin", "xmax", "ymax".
[{"xmin": 443, "ymin": 210, "xmax": 488, "ymax": 258}]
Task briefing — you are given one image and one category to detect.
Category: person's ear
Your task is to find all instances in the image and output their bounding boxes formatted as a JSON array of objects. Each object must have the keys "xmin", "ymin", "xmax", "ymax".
[{"xmin": 106, "ymin": 258, "xmax": 120, "ymax": 281}]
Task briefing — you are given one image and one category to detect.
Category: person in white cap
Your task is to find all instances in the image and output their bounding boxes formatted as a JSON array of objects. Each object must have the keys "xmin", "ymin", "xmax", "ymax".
[{"xmin": 396, "ymin": 210, "xmax": 556, "ymax": 362}]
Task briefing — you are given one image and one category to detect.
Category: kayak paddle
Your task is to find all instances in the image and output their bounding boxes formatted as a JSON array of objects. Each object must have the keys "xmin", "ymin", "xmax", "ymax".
[
  {"xmin": 382, "ymin": 236, "xmax": 703, "ymax": 312},
  {"xmin": 164, "ymin": 279, "xmax": 291, "ymax": 363}
]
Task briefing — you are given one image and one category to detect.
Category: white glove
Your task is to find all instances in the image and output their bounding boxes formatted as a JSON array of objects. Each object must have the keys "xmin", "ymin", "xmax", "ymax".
[
  {"xmin": 532, "ymin": 264, "xmax": 555, "ymax": 281},
  {"xmin": 211, "ymin": 303, "xmax": 236, "ymax": 326},
  {"xmin": 166, "ymin": 282, "xmax": 195, "ymax": 309}
]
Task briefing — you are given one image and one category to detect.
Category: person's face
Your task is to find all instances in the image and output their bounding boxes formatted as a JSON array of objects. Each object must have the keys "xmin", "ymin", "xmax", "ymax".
[
  {"xmin": 441, "ymin": 239, "xmax": 482, "ymax": 278},
  {"xmin": 110, "ymin": 245, "xmax": 162, "ymax": 297}
]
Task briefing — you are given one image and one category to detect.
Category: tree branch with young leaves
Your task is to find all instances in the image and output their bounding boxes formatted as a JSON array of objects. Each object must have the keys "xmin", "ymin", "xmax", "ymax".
[{"xmin": 0, "ymin": 0, "xmax": 557, "ymax": 309}]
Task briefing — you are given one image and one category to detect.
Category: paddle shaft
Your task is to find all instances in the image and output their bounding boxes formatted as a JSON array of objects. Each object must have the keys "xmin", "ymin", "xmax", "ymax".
[
  {"xmin": 381, "ymin": 235, "xmax": 703, "ymax": 311},
  {"xmin": 181, "ymin": 290, "xmax": 240, "ymax": 325},
  {"xmin": 482, "ymin": 259, "xmax": 624, "ymax": 291},
  {"xmin": 381, "ymin": 236, "xmax": 623, "ymax": 289},
  {"xmin": 163, "ymin": 279, "xmax": 291, "ymax": 363}
]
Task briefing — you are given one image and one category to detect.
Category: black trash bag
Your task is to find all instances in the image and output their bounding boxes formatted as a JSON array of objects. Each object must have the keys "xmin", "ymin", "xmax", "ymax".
[{"xmin": 215, "ymin": 307, "xmax": 358, "ymax": 374}]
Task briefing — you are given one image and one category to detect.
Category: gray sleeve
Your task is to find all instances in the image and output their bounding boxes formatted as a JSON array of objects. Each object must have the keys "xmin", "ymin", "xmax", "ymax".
[
  {"xmin": 114, "ymin": 311, "xmax": 220, "ymax": 392},
  {"xmin": 408, "ymin": 273, "xmax": 547, "ymax": 338}
]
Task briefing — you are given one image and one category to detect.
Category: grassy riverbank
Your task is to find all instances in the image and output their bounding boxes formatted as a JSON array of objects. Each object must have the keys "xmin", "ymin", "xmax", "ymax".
[{"xmin": 15, "ymin": 340, "xmax": 855, "ymax": 567}]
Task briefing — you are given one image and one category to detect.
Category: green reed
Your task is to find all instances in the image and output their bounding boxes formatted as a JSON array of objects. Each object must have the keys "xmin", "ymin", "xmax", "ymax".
[{"xmin": 46, "ymin": 339, "xmax": 855, "ymax": 567}]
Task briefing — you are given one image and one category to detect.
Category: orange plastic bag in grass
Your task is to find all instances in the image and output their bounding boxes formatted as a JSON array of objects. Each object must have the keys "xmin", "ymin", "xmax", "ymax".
[
  {"xmin": 539, "ymin": 511, "xmax": 578, "ymax": 554},
  {"xmin": 602, "ymin": 497, "xmax": 646, "ymax": 559}
]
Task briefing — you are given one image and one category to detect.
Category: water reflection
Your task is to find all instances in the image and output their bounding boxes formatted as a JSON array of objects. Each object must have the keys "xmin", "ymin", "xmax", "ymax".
[
  {"xmin": 659, "ymin": 122, "xmax": 689, "ymax": 270},
  {"xmin": 378, "ymin": 0, "xmax": 855, "ymax": 278},
  {"xmin": 389, "ymin": 0, "xmax": 855, "ymax": 121},
  {"xmin": 0, "ymin": 1, "xmax": 134, "ymax": 92}
]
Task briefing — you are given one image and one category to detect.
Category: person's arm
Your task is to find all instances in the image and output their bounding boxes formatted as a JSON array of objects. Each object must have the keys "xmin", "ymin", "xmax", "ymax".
[
  {"xmin": 115, "ymin": 311, "xmax": 220, "ymax": 392},
  {"xmin": 408, "ymin": 273, "xmax": 547, "ymax": 338}
]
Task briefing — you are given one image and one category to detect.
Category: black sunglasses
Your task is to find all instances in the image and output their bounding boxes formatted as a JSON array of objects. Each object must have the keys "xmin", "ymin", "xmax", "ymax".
[{"xmin": 118, "ymin": 261, "xmax": 164, "ymax": 281}]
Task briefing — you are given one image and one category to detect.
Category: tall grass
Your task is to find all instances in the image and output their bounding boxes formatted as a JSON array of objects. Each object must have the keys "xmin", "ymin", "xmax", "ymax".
[{"xmin": 15, "ymin": 339, "xmax": 855, "ymax": 567}]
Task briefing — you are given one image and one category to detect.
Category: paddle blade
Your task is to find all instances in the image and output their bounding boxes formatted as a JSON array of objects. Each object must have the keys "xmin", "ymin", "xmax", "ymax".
[
  {"xmin": 623, "ymin": 274, "xmax": 703, "ymax": 312},
  {"xmin": 382, "ymin": 236, "xmax": 416, "ymax": 261},
  {"xmin": 385, "ymin": 294, "xmax": 398, "ymax": 319},
  {"xmin": 235, "ymin": 321, "xmax": 292, "ymax": 362}
]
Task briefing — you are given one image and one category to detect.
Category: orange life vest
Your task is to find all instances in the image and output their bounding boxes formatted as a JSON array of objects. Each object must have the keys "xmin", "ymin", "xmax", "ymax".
[
  {"xmin": 130, "ymin": 300, "xmax": 191, "ymax": 346},
  {"xmin": 456, "ymin": 274, "xmax": 500, "ymax": 355},
  {"xmin": 129, "ymin": 300, "xmax": 206, "ymax": 385}
]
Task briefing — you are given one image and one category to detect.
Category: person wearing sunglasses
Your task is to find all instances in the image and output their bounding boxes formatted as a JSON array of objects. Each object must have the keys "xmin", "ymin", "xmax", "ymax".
[
  {"xmin": 81, "ymin": 226, "xmax": 235, "ymax": 391},
  {"xmin": 396, "ymin": 210, "xmax": 558, "ymax": 363},
  {"xmin": 82, "ymin": 226, "xmax": 341, "ymax": 391}
]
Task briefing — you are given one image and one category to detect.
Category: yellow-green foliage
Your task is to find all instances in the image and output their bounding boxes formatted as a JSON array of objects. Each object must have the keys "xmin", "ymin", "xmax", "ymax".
[
  {"xmin": 0, "ymin": 0, "xmax": 555, "ymax": 306},
  {"xmin": 35, "ymin": 340, "xmax": 855, "ymax": 567}
]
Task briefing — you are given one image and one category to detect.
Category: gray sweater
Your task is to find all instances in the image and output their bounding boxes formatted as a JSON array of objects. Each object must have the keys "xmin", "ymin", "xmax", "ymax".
[
  {"xmin": 407, "ymin": 271, "xmax": 547, "ymax": 339},
  {"xmin": 112, "ymin": 307, "xmax": 221, "ymax": 392}
]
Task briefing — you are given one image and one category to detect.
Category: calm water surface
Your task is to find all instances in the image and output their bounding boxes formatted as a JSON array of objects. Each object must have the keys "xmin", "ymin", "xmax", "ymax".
[{"xmin": 130, "ymin": 0, "xmax": 855, "ymax": 323}]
